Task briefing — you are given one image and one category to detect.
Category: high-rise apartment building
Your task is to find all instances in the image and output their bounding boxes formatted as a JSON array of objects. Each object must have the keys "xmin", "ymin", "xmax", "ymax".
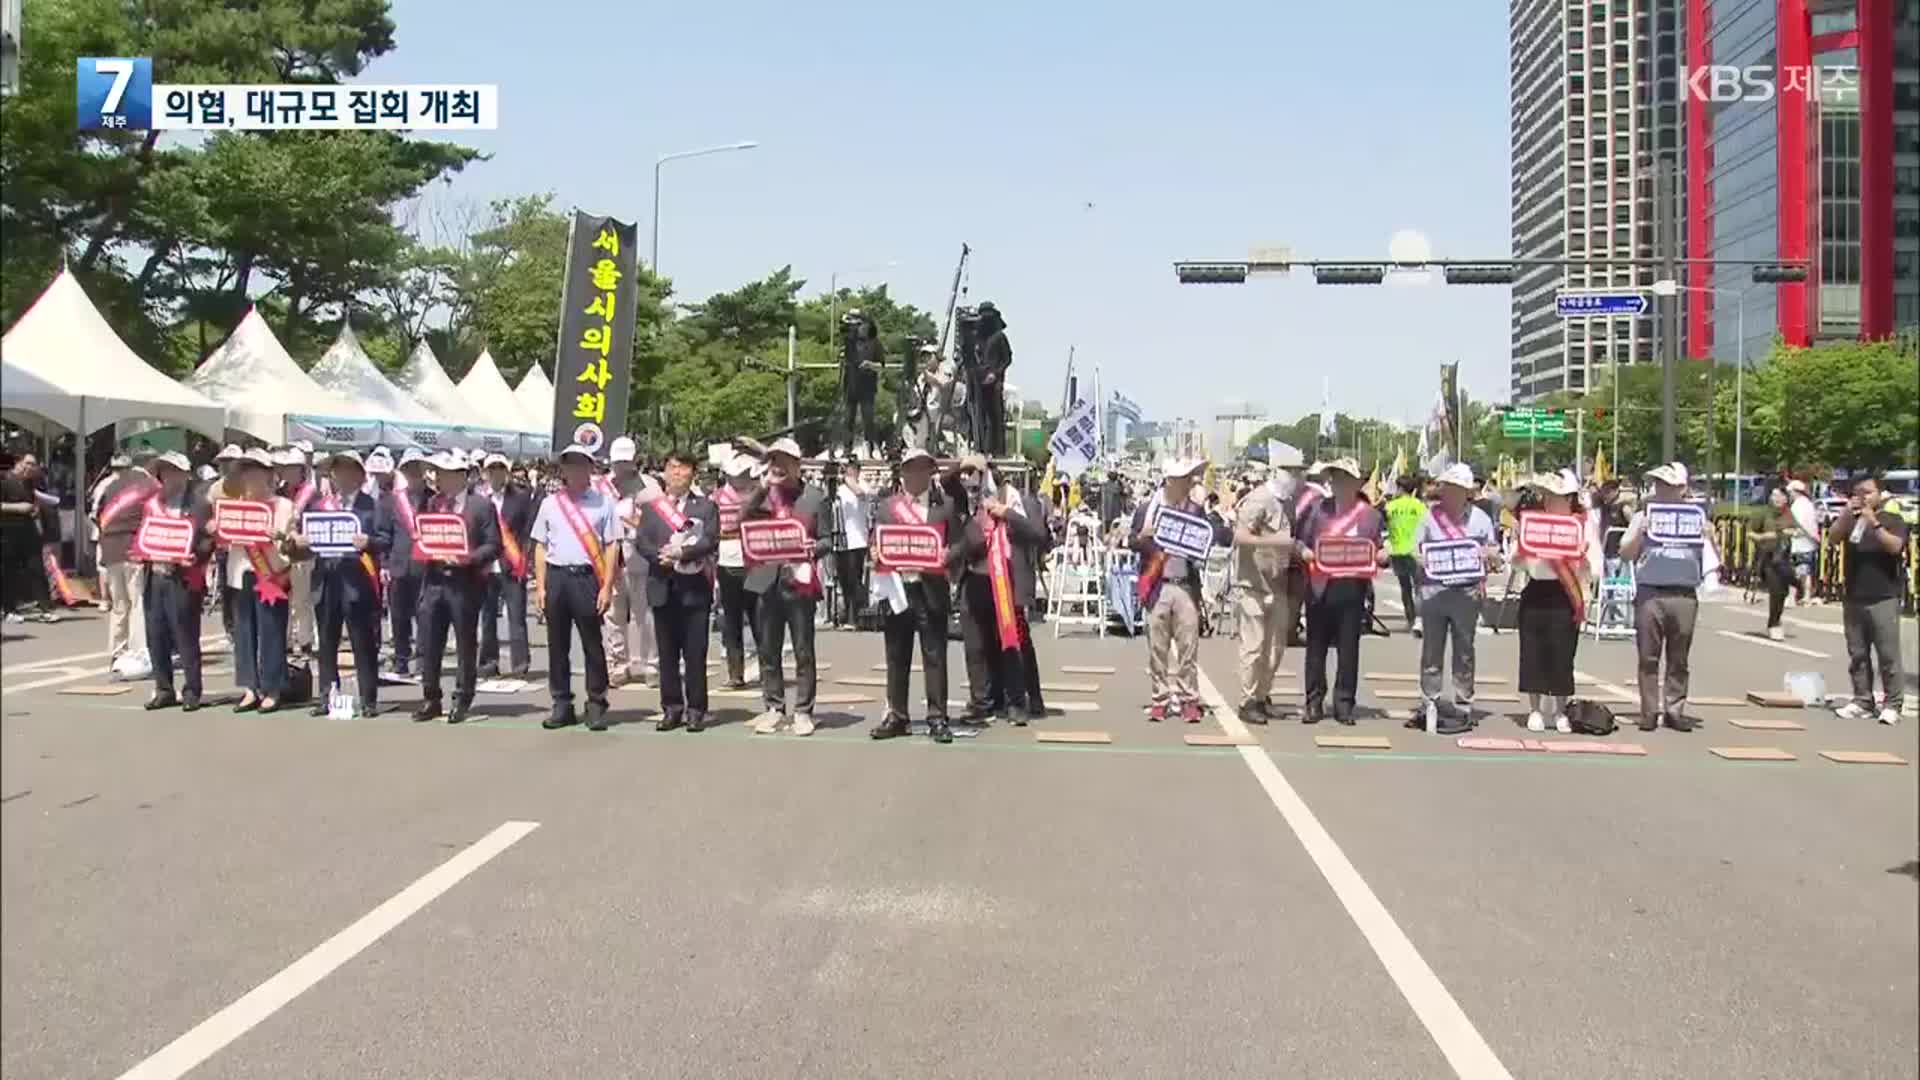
[{"xmin": 1510, "ymin": 0, "xmax": 1690, "ymax": 403}]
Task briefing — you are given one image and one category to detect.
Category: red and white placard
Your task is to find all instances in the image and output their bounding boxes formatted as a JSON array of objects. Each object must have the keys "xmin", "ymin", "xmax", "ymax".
[
  {"xmin": 740, "ymin": 518, "xmax": 811, "ymax": 564},
  {"xmin": 1516, "ymin": 512, "xmax": 1587, "ymax": 560},
  {"xmin": 873, "ymin": 523, "xmax": 945, "ymax": 572},
  {"xmin": 213, "ymin": 500, "xmax": 273, "ymax": 545},
  {"xmin": 413, "ymin": 512, "xmax": 470, "ymax": 559},
  {"xmin": 1314, "ymin": 537, "xmax": 1379, "ymax": 579},
  {"xmin": 134, "ymin": 517, "xmax": 195, "ymax": 563}
]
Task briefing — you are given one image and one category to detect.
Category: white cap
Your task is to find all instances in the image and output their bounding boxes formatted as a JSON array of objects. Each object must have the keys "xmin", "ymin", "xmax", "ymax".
[
  {"xmin": 1319, "ymin": 457, "xmax": 1363, "ymax": 479},
  {"xmin": 609, "ymin": 436, "xmax": 637, "ymax": 463},
  {"xmin": 766, "ymin": 437, "xmax": 803, "ymax": 460},
  {"xmin": 398, "ymin": 447, "xmax": 431, "ymax": 468},
  {"xmin": 557, "ymin": 443, "xmax": 596, "ymax": 463},
  {"xmin": 1161, "ymin": 457, "xmax": 1203, "ymax": 480},
  {"xmin": 109, "ymin": 452, "xmax": 132, "ymax": 468},
  {"xmin": 1644, "ymin": 462, "xmax": 1690, "ymax": 487},
  {"xmin": 241, "ymin": 447, "xmax": 275, "ymax": 468},
  {"xmin": 1528, "ymin": 469, "xmax": 1580, "ymax": 496},
  {"xmin": 290, "ymin": 439, "xmax": 315, "ymax": 455},
  {"xmin": 195, "ymin": 464, "xmax": 217, "ymax": 481},
  {"xmin": 899, "ymin": 447, "xmax": 936, "ymax": 468},
  {"xmin": 272, "ymin": 447, "xmax": 305, "ymax": 467},
  {"xmin": 723, "ymin": 452, "xmax": 758, "ymax": 476},
  {"xmin": 152, "ymin": 451, "xmax": 191, "ymax": 474},
  {"xmin": 433, "ymin": 450, "xmax": 469, "ymax": 471},
  {"xmin": 1436, "ymin": 462, "xmax": 1476, "ymax": 489},
  {"xmin": 214, "ymin": 443, "xmax": 244, "ymax": 462},
  {"xmin": 365, "ymin": 450, "xmax": 394, "ymax": 474},
  {"xmin": 483, "ymin": 452, "xmax": 510, "ymax": 468}
]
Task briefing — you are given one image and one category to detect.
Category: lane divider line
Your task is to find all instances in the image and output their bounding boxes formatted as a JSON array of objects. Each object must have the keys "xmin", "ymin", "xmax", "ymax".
[
  {"xmin": 1713, "ymin": 628, "xmax": 1830, "ymax": 659},
  {"xmin": 1195, "ymin": 667, "xmax": 1512, "ymax": 1080},
  {"xmin": 114, "ymin": 820, "xmax": 540, "ymax": 1080}
]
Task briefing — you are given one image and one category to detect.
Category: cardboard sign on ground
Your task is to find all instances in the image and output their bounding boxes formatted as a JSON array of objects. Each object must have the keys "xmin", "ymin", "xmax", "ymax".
[
  {"xmin": 1035, "ymin": 730, "xmax": 1112, "ymax": 745},
  {"xmin": 1315, "ymin": 735, "xmax": 1392, "ymax": 751},
  {"xmin": 1818, "ymin": 750, "xmax": 1908, "ymax": 766},
  {"xmin": 1710, "ymin": 746, "xmax": 1797, "ymax": 762},
  {"xmin": 1746, "ymin": 691, "xmax": 1805, "ymax": 709},
  {"xmin": 1726, "ymin": 717, "xmax": 1807, "ymax": 731}
]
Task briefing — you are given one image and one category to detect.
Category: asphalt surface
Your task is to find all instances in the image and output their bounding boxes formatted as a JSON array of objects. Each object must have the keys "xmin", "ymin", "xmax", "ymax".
[{"xmin": 3, "ymin": 585, "xmax": 1915, "ymax": 1079}]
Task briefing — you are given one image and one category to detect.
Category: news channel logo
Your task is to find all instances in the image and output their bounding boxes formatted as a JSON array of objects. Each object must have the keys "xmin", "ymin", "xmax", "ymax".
[
  {"xmin": 77, "ymin": 56, "xmax": 497, "ymax": 131},
  {"xmin": 76, "ymin": 57, "xmax": 152, "ymax": 131}
]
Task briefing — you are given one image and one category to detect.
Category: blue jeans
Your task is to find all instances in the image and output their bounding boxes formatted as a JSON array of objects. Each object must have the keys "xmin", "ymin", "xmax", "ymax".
[{"xmin": 229, "ymin": 576, "xmax": 290, "ymax": 696}]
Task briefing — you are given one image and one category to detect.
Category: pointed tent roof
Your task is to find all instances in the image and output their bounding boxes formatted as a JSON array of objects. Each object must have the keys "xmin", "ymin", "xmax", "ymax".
[
  {"xmin": 513, "ymin": 363, "xmax": 555, "ymax": 435},
  {"xmin": 186, "ymin": 308, "xmax": 367, "ymax": 440},
  {"xmin": 395, "ymin": 341, "xmax": 493, "ymax": 427},
  {"xmin": 0, "ymin": 269, "xmax": 226, "ymax": 439},
  {"xmin": 458, "ymin": 348, "xmax": 540, "ymax": 433},
  {"xmin": 309, "ymin": 322, "xmax": 436, "ymax": 423}
]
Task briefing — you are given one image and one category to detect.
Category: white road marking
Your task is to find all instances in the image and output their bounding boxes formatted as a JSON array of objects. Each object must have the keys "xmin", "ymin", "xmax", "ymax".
[
  {"xmin": 1713, "ymin": 628, "xmax": 1829, "ymax": 659},
  {"xmin": 2, "ymin": 636, "xmax": 226, "ymax": 693},
  {"xmin": 1195, "ymin": 669, "xmax": 1512, "ymax": 1080},
  {"xmin": 1720, "ymin": 606, "xmax": 1845, "ymax": 635},
  {"xmin": 114, "ymin": 820, "xmax": 539, "ymax": 1080}
]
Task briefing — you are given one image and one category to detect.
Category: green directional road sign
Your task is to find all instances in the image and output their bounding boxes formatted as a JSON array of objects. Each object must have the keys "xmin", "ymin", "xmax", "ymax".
[{"xmin": 1501, "ymin": 407, "xmax": 1569, "ymax": 441}]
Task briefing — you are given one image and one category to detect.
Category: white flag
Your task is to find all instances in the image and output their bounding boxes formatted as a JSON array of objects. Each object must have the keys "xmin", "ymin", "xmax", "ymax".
[{"xmin": 1318, "ymin": 378, "xmax": 1336, "ymax": 441}]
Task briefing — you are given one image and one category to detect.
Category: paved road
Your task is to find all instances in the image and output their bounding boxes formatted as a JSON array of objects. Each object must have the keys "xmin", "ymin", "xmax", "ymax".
[{"xmin": 3, "ymin": 590, "xmax": 1914, "ymax": 1079}]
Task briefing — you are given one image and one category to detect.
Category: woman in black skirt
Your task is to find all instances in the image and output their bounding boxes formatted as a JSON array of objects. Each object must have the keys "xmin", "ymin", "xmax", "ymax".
[{"xmin": 1515, "ymin": 470, "xmax": 1590, "ymax": 733}]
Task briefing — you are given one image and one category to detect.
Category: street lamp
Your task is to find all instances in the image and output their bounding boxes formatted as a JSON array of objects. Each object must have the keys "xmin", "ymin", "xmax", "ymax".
[{"xmin": 651, "ymin": 140, "xmax": 760, "ymax": 271}]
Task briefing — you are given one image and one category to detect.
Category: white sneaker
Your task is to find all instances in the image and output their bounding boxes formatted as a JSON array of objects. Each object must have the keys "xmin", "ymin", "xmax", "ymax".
[
  {"xmin": 1766, "ymin": 625, "xmax": 1785, "ymax": 641},
  {"xmin": 1834, "ymin": 702, "xmax": 1873, "ymax": 721},
  {"xmin": 1554, "ymin": 714, "xmax": 1572, "ymax": 734},
  {"xmin": 1526, "ymin": 711, "xmax": 1546, "ymax": 733},
  {"xmin": 752, "ymin": 709, "xmax": 786, "ymax": 735},
  {"xmin": 1877, "ymin": 707, "xmax": 1901, "ymax": 726},
  {"xmin": 791, "ymin": 711, "xmax": 816, "ymax": 737}
]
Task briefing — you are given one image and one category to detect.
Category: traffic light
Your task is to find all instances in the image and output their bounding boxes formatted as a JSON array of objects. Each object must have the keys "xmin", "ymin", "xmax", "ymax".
[
  {"xmin": 1312, "ymin": 263, "xmax": 1387, "ymax": 286},
  {"xmin": 1443, "ymin": 263, "xmax": 1517, "ymax": 285},
  {"xmin": 1751, "ymin": 264, "xmax": 1809, "ymax": 284},
  {"xmin": 1175, "ymin": 262, "xmax": 1249, "ymax": 285}
]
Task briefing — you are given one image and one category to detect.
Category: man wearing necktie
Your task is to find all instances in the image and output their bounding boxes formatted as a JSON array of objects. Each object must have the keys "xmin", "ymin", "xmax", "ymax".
[
  {"xmin": 409, "ymin": 452, "xmax": 500, "ymax": 724},
  {"xmin": 629, "ymin": 449, "xmax": 722, "ymax": 732}
]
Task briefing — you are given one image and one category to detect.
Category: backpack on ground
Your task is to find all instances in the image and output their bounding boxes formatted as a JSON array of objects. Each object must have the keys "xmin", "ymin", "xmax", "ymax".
[{"xmin": 1567, "ymin": 699, "xmax": 1616, "ymax": 736}]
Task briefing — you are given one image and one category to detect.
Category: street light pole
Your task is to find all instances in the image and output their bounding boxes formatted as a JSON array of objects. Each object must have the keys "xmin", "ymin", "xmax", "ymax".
[{"xmin": 650, "ymin": 140, "xmax": 760, "ymax": 271}]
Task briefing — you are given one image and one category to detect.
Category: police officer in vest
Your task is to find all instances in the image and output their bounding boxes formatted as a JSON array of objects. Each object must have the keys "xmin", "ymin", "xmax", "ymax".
[
  {"xmin": 1618, "ymin": 462, "xmax": 1722, "ymax": 732},
  {"xmin": 735, "ymin": 436, "xmax": 832, "ymax": 737},
  {"xmin": 405, "ymin": 451, "xmax": 500, "ymax": 724},
  {"xmin": 868, "ymin": 448, "xmax": 960, "ymax": 743},
  {"xmin": 292, "ymin": 450, "xmax": 383, "ymax": 717},
  {"xmin": 630, "ymin": 449, "xmax": 721, "ymax": 732},
  {"xmin": 140, "ymin": 452, "xmax": 214, "ymax": 711},
  {"xmin": 479, "ymin": 453, "xmax": 535, "ymax": 678},
  {"xmin": 532, "ymin": 444, "xmax": 620, "ymax": 731},
  {"xmin": 375, "ymin": 448, "xmax": 432, "ymax": 675}
]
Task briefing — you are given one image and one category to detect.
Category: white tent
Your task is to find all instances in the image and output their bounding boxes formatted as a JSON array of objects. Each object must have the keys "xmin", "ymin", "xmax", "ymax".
[
  {"xmin": 395, "ymin": 341, "xmax": 493, "ymax": 427},
  {"xmin": 187, "ymin": 309, "xmax": 368, "ymax": 440},
  {"xmin": 308, "ymin": 322, "xmax": 436, "ymax": 423},
  {"xmin": 0, "ymin": 269, "xmax": 226, "ymax": 439},
  {"xmin": 513, "ymin": 363, "xmax": 555, "ymax": 436},
  {"xmin": 458, "ymin": 348, "xmax": 540, "ymax": 433}
]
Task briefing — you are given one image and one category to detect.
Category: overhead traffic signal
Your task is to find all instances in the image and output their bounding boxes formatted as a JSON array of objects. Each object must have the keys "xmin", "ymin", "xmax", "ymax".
[
  {"xmin": 1175, "ymin": 262, "xmax": 1249, "ymax": 285},
  {"xmin": 1312, "ymin": 264, "xmax": 1386, "ymax": 286},
  {"xmin": 1443, "ymin": 263, "xmax": 1517, "ymax": 285},
  {"xmin": 1751, "ymin": 264, "xmax": 1809, "ymax": 284}
]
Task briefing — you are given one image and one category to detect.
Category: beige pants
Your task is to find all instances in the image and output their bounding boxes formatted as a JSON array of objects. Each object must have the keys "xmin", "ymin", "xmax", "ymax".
[
  {"xmin": 104, "ymin": 561, "xmax": 148, "ymax": 663},
  {"xmin": 603, "ymin": 558, "xmax": 657, "ymax": 678},
  {"xmin": 1234, "ymin": 583, "xmax": 1290, "ymax": 705},
  {"xmin": 287, "ymin": 560, "xmax": 314, "ymax": 651},
  {"xmin": 1146, "ymin": 584, "xmax": 1200, "ymax": 705}
]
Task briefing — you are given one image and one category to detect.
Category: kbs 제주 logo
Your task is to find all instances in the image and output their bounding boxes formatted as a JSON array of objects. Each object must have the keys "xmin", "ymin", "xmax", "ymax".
[{"xmin": 76, "ymin": 57, "xmax": 153, "ymax": 130}]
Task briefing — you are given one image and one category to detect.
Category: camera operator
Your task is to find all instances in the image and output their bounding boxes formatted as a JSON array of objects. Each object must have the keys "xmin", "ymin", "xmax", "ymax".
[{"xmin": 839, "ymin": 310, "xmax": 884, "ymax": 458}]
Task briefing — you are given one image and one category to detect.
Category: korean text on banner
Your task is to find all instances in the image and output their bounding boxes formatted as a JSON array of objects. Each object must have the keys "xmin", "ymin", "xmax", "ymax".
[
  {"xmin": 1046, "ymin": 398, "xmax": 1100, "ymax": 479},
  {"xmin": 134, "ymin": 517, "xmax": 195, "ymax": 563},
  {"xmin": 1419, "ymin": 538, "xmax": 1484, "ymax": 585},
  {"xmin": 1516, "ymin": 512, "xmax": 1587, "ymax": 560},
  {"xmin": 302, "ymin": 511, "xmax": 362, "ymax": 558},
  {"xmin": 552, "ymin": 212, "xmax": 639, "ymax": 459},
  {"xmin": 740, "ymin": 519, "xmax": 811, "ymax": 564},
  {"xmin": 413, "ymin": 512, "xmax": 470, "ymax": 559},
  {"xmin": 1151, "ymin": 507, "xmax": 1216, "ymax": 562},
  {"xmin": 873, "ymin": 524, "xmax": 945, "ymax": 572},
  {"xmin": 1315, "ymin": 537, "xmax": 1379, "ymax": 579},
  {"xmin": 1645, "ymin": 502, "xmax": 1707, "ymax": 546},
  {"xmin": 214, "ymin": 500, "xmax": 274, "ymax": 545}
]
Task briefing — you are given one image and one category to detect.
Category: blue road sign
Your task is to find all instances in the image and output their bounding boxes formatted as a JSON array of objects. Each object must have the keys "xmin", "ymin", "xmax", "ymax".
[{"xmin": 1556, "ymin": 291, "xmax": 1649, "ymax": 317}]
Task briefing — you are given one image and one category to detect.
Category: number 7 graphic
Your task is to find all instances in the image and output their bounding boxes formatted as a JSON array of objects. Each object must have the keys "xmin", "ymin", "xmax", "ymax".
[{"xmin": 95, "ymin": 58, "xmax": 134, "ymax": 111}]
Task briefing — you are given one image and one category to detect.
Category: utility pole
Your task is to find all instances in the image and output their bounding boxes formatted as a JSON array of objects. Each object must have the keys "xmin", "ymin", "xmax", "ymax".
[{"xmin": 1658, "ymin": 156, "xmax": 1680, "ymax": 463}]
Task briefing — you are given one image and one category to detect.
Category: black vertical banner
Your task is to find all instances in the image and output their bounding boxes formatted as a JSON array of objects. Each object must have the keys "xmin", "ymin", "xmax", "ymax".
[{"xmin": 551, "ymin": 211, "xmax": 639, "ymax": 459}]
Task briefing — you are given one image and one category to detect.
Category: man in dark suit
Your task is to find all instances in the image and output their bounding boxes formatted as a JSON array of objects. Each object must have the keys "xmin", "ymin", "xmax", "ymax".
[
  {"xmin": 293, "ymin": 450, "xmax": 383, "ymax": 717},
  {"xmin": 478, "ymin": 453, "xmax": 535, "ymax": 677},
  {"xmin": 407, "ymin": 452, "xmax": 501, "ymax": 724},
  {"xmin": 372, "ymin": 448, "xmax": 431, "ymax": 675},
  {"xmin": 630, "ymin": 449, "xmax": 722, "ymax": 732},
  {"xmin": 138, "ymin": 451, "xmax": 215, "ymax": 711},
  {"xmin": 736, "ymin": 436, "xmax": 833, "ymax": 737},
  {"xmin": 953, "ymin": 459, "xmax": 1052, "ymax": 725},
  {"xmin": 867, "ymin": 448, "xmax": 960, "ymax": 743}
]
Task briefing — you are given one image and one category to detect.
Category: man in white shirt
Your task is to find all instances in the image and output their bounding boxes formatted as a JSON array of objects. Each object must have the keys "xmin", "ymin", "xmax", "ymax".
[
  {"xmin": 1785, "ymin": 478, "xmax": 1820, "ymax": 605},
  {"xmin": 602, "ymin": 436, "xmax": 659, "ymax": 687},
  {"xmin": 833, "ymin": 460, "xmax": 871, "ymax": 628}
]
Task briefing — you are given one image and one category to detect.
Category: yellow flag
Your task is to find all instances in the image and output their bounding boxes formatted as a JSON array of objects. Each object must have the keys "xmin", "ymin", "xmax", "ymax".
[
  {"xmin": 1203, "ymin": 462, "xmax": 1216, "ymax": 496},
  {"xmin": 1041, "ymin": 457, "xmax": 1056, "ymax": 501},
  {"xmin": 1593, "ymin": 445, "xmax": 1610, "ymax": 486},
  {"xmin": 1363, "ymin": 463, "xmax": 1381, "ymax": 503}
]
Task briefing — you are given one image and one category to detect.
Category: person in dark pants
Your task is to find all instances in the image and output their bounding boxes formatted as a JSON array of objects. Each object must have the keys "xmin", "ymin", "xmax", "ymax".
[
  {"xmin": 139, "ymin": 451, "xmax": 214, "ymax": 711},
  {"xmin": 969, "ymin": 302, "xmax": 1012, "ymax": 455},
  {"xmin": 373, "ymin": 448, "xmax": 431, "ymax": 676},
  {"xmin": 953, "ymin": 457, "xmax": 1052, "ymax": 724},
  {"xmin": 532, "ymin": 444, "xmax": 619, "ymax": 731},
  {"xmin": 736, "ymin": 436, "xmax": 832, "ymax": 737},
  {"xmin": 0, "ymin": 454, "xmax": 48, "ymax": 616},
  {"xmin": 408, "ymin": 453, "xmax": 500, "ymax": 725},
  {"xmin": 868, "ymin": 448, "xmax": 959, "ymax": 743},
  {"xmin": 1619, "ymin": 462, "xmax": 1721, "ymax": 732},
  {"xmin": 478, "ymin": 453, "xmax": 534, "ymax": 677},
  {"xmin": 831, "ymin": 460, "xmax": 872, "ymax": 627},
  {"xmin": 711, "ymin": 454, "xmax": 760, "ymax": 688},
  {"xmin": 294, "ymin": 451, "xmax": 382, "ymax": 717},
  {"xmin": 630, "ymin": 449, "xmax": 721, "ymax": 732},
  {"xmin": 1828, "ymin": 475, "xmax": 1909, "ymax": 725},
  {"xmin": 1383, "ymin": 474, "xmax": 1426, "ymax": 633},
  {"xmin": 1294, "ymin": 458, "xmax": 1388, "ymax": 725}
]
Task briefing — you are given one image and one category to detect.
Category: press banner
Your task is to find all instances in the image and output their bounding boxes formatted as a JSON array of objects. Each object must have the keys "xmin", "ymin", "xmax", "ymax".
[{"xmin": 551, "ymin": 211, "xmax": 639, "ymax": 458}]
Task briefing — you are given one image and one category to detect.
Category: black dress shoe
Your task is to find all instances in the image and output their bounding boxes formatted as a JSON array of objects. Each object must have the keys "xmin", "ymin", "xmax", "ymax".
[
  {"xmin": 234, "ymin": 696, "xmax": 259, "ymax": 713},
  {"xmin": 1667, "ymin": 713, "xmax": 1696, "ymax": 732},
  {"xmin": 1333, "ymin": 711, "xmax": 1357, "ymax": 727},
  {"xmin": 308, "ymin": 702, "xmax": 328, "ymax": 717},
  {"xmin": 360, "ymin": 702, "xmax": 380, "ymax": 718},
  {"xmin": 144, "ymin": 690, "xmax": 178, "ymax": 711},
  {"xmin": 509, "ymin": 666, "xmax": 530, "ymax": 678},
  {"xmin": 412, "ymin": 700, "xmax": 441, "ymax": 722},
  {"xmin": 724, "ymin": 678, "xmax": 749, "ymax": 691},
  {"xmin": 870, "ymin": 714, "xmax": 911, "ymax": 740},
  {"xmin": 655, "ymin": 710, "xmax": 684, "ymax": 732},
  {"xmin": 686, "ymin": 710, "xmax": 707, "ymax": 733},
  {"xmin": 1638, "ymin": 714, "xmax": 1660, "ymax": 732},
  {"xmin": 392, "ymin": 661, "xmax": 411, "ymax": 677},
  {"xmin": 181, "ymin": 692, "xmax": 201, "ymax": 713},
  {"xmin": 585, "ymin": 704, "xmax": 609, "ymax": 732},
  {"xmin": 478, "ymin": 665, "xmax": 500, "ymax": 679},
  {"xmin": 258, "ymin": 700, "xmax": 280, "ymax": 715},
  {"xmin": 1302, "ymin": 707, "xmax": 1324, "ymax": 726},
  {"xmin": 446, "ymin": 702, "xmax": 470, "ymax": 725},
  {"xmin": 1241, "ymin": 701, "xmax": 1270, "ymax": 725},
  {"xmin": 928, "ymin": 720, "xmax": 954, "ymax": 744},
  {"xmin": 543, "ymin": 708, "xmax": 578, "ymax": 730}
]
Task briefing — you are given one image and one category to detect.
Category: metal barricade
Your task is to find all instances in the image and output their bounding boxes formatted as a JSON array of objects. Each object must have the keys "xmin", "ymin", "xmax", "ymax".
[{"xmin": 1586, "ymin": 527, "xmax": 1635, "ymax": 640}]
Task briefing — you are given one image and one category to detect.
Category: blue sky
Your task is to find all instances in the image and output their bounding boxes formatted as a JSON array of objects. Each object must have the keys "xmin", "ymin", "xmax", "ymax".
[{"xmin": 369, "ymin": 0, "xmax": 1513, "ymax": 427}]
